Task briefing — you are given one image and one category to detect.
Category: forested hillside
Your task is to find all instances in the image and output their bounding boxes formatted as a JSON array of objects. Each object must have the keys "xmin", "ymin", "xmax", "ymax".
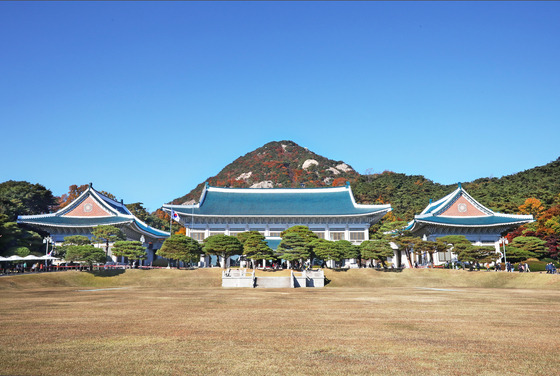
[{"xmin": 352, "ymin": 157, "xmax": 560, "ymax": 220}]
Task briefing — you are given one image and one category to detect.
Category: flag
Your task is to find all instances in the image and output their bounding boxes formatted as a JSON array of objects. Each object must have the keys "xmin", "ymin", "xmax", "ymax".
[{"xmin": 171, "ymin": 210, "xmax": 181, "ymax": 223}]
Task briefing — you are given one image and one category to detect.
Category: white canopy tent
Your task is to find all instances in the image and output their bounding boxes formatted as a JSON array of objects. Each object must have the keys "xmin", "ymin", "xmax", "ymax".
[
  {"xmin": 40, "ymin": 255, "xmax": 60, "ymax": 260},
  {"xmin": 5, "ymin": 255, "xmax": 24, "ymax": 261},
  {"xmin": 23, "ymin": 255, "xmax": 41, "ymax": 261},
  {"xmin": 1, "ymin": 255, "xmax": 60, "ymax": 262}
]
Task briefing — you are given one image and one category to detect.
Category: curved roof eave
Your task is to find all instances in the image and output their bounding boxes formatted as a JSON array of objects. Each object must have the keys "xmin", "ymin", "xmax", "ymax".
[
  {"xmin": 415, "ymin": 218, "xmax": 534, "ymax": 228},
  {"xmin": 17, "ymin": 219, "xmax": 133, "ymax": 228},
  {"xmin": 130, "ymin": 219, "xmax": 170, "ymax": 238},
  {"xmin": 167, "ymin": 209, "xmax": 391, "ymax": 219}
]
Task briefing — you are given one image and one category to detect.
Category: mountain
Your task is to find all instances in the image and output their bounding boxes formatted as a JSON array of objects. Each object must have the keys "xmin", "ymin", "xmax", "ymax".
[
  {"xmin": 171, "ymin": 139, "xmax": 560, "ymax": 221},
  {"xmin": 171, "ymin": 140, "xmax": 360, "ymax": 204}
]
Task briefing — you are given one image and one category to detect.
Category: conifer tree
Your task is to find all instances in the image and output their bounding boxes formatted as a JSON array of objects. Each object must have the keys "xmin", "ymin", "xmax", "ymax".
[
  {"xmin": 157, "ymin": 235, "xmax": 202, "ymax": 266},
  {"xmin": 311, "ymin": 238, "xmax": 342, "ymax": 267},
  {"xmin": 65, "ymin": 245, "xmax": 106, "ymax": 270},
  {"xmin": 91, "ymin": 225, "xmax": 125, "ymax": 257},
  {"xmin": 241, "ymin": 232, "xmax": 275, "ymax": 268},
  {"xmin": 277, "ymin": 232, "xmax": 310, "ymax": 268},
  {"xmin": 112, "ymin": 241, "xmax": 147, "ymax": 266},
  {"xmin": 360, "ymin": 239, "xmax": 393, "ymax": 267},
  {"xmin": 203, "ymin": 235, "xmax": 243, "ymax": 269}
]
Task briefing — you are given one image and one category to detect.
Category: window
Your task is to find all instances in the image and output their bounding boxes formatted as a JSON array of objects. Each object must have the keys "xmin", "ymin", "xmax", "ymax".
[
  {"xmin": 209, "ymin": 231, "xmax": 223, "ymax": 237},
  {"xmin": 191, "ymin": 232, "xmax": 205, "ymax": 241},
  {"xmin": 330, "ymin": 232, "xmax": 345, "ymax": 241},
  {"xmin": 269, "ymin": 232, "xmax": 282, "ymax": 237},
  {"xmin": 313, "ymin": 232, "xmax": 325, "ymax": 239},
  {"xmin": 349, "ymin": 232, "xmax": 365, "ymax": 241},
  {"xmin": 438, "ymin": 251, "xmax": 452, "ymax": 261}
]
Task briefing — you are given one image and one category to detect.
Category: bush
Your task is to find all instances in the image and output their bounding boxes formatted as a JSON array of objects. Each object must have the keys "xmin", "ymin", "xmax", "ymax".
[
  {"xmin": 512, "ymin": 259, "xmax": 555, "ymax": 272},
  {"xmin": 525, "ymin": 261, "xmax": 547, "ymax": 272},
  {"xmin": 11, "ymin": 247, "xmax": 30, "ymax": 257}
]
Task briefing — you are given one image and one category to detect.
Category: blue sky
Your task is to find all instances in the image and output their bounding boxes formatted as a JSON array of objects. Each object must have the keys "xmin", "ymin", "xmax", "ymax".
[{"xmin": 1, "ymin": 1, "xmax": 559, "ymax": 211}]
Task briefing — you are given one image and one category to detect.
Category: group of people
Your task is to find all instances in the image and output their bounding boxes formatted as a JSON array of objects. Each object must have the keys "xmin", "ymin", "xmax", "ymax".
[
  {"xmin": 545, "ymin": 262, "xmax": 558, "ymax": 274},
  {"xmin": 442, "ymin": 261, "xmax": 540, "ymax": 272},
  {"xmin": 498, "ymin": 261, "xmax": 530, "ymax": 272},
  {"xmin": 1, "ymin": 262, "xmax": 51, "ymax": 275}
]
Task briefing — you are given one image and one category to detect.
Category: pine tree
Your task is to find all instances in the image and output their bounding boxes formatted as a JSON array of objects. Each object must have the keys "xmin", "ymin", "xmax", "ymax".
[
  {"xmin": 203, "ymin": 235, "xmax": 243, "ymax": 269},
  {"xmin": 112, "ymin": 241, "xmax": 147, "ymax": 266}
]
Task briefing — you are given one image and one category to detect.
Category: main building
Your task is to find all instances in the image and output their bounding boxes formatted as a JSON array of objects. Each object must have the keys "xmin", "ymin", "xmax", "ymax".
[{"xmin": 163, "ymin": 183, "xmax": 392, "ymax": 267}]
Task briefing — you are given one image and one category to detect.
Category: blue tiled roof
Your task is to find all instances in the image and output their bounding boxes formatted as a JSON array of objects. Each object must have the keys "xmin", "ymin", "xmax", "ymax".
[
  {"xmin": 18, "ymin": 185, "xmax": 170, "ymax": 239},
  {"xmin": 168, "ymin": 186, "xmax": 390, "ymax": 216},
  {"xmin": 423, "ymin": 199, "xmax": 448, "ymax": 215},
  {"xmin": 19, "ymin": 215, "xmax": 169, "ymax": 239},
  {"xmin": 416, "ymin": 215, "xmax": 532, "ymax": 227},
  {"xmin": 94, "ymin": 189, "xmax": 130, "ymax": 215},
  {"xmin": 18, "ymin": 216, "xmax": 131, "ymax": 227},
  {"xmin": 132, "ymin": 219, "xmax": 170, "ymax": 237},
  {"xmin": 101, "ymin": 199, "xmax": 129, "ymax": 215},
  {"xmin": 405, "ymin": 185, "xmax": 534, "ymax": 233}
]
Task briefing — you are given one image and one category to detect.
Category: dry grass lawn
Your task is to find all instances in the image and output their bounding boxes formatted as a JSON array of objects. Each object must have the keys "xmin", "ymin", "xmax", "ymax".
[{"xmin": 0, "ymin": 269, "xmax": 559, "ymax": 375}]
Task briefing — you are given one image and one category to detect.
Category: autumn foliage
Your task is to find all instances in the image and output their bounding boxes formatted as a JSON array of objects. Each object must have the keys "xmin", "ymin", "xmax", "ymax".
[
  {"xmin": 56, "ymin": 184, "xmax": 89, "ymax": 210},
  {"xmin": 505, "ymin": 195, "xmax": 560, "ymax": 259},
  {"xmin": 171, "ymin": 140, "xmax": 360, "ymax": 204},
  {"xmin": 518, "ymin": 197, "xmax": 545, "ymax": 217}
]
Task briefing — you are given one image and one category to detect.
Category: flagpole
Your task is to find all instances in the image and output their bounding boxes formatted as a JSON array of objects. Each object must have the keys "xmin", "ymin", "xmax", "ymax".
[{"xmin": 170, "ymin": 210, "xmax": 173, "ymax": 235}]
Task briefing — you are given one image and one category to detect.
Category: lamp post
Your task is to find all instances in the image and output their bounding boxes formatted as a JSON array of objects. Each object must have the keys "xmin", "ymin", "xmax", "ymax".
[
  {"xmin": 140, "ymin": 235, "xmax": 145, "ymax": 267},
  {"xmin": 43, "ymin": 236, "xmax": 52, "ymax": 268},
  {"xmin": 500, "ymin": 237, "xmax": 509, "ymax": 264}
]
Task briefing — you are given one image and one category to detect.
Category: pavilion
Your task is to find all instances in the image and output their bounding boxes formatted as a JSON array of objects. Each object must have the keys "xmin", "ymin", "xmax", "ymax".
[
  {"xmin": 401, "ymin": 183, "xmax": 533, "ymax": 266},
  {"xmin": 17, "ymin": 183, "xmax": 169, "ymax": 264},
  {"xmin": 163, "ymin": 182, "xmax": 392, "ymax": 267}
]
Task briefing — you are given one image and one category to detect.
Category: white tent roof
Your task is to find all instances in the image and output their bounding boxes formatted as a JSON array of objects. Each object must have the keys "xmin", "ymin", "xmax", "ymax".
[
  {"xmin": 1, "ymin": 255, "xmax": 59, "ymax": 261},
  {"xmin": 23, "ymin": 255, "xmax": 42, "ymax": 260},
  {"xmin": 6, "ymin": 255, "xmax": 24, "ymax": 261},
  {"xmin": 40, "ymin": 255, "xmax": 60, "ymax": 260}
]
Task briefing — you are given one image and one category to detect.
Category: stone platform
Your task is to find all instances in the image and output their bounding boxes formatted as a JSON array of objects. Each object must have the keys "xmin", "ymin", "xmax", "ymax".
[{"xmin": 222, "ymin": 269, "xmax": 324, "ymax": 288}]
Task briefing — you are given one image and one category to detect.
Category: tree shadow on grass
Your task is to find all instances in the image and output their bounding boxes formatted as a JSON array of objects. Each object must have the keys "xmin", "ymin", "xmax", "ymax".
[
  {"xmin": 375, "ymin": 268, "xmax": 403, "ymax": 273},
  {"xmin": 85, "ymin": 269, "xmax": 126, "ymax": 277},
  {"xmin": 330, "ymin": 268, "xmax": 349, "ymax": 272},
  {"xmin": 261, "ymin": 269, "xmax": 290, "ymax": 273}
]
